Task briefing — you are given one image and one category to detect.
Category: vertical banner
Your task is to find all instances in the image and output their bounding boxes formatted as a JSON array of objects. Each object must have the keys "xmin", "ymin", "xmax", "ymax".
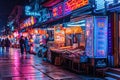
[
  {"xmin": 85, "ymin": 17, "xmax": 94, "ymax": 57},
  {"xmin": 94, "ymin": 16, "xmax": 108, "ymax": 58}
]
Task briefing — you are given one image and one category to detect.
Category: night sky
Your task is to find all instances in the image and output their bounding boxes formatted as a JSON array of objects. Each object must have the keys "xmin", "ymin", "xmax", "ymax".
[{"xmin": 0, "ymin": 0, "xmax": 28, "ymax": 30}]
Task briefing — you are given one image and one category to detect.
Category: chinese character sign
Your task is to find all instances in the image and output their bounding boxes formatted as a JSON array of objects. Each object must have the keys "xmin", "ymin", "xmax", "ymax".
[
  {"xmin": 64, "ymin": 0, "xmax": 89, "ymax": 14},
  {"xmin": 52, "ymin": 3, "xmax": 63, "ymax": 17},
  {"xmin": 94, "ymin": 16, "xmax": 108, "ymax": 58}
]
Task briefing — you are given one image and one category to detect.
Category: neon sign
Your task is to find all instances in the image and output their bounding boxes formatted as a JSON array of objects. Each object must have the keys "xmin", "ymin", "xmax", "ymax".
[
  {"xmin": 20, "ymin": 16, "xmax": 36, "ymax": 29},
  {"xmin": 38, "ymin": 8, "xmax": 51, "ymax": 22},
  {"xmin": 53, "ymin": 7, "xmax": 57, "ymax": 17},
  {"xmin": 94, "ymin": 16, "xmax": 108, "ymax": 58},
  {"xmin": 95, "ymin": 0, "xmax": 105, "ymax": 11},
  {"xmin": 25, "ymin": 6, "xmax": 41, "ymax": 16},
  {"xmin": 52, "ymin": 3, "xmax": 63, "ymax": 17},
  {"xmin": 64, "ymin": 0, "xmax": 89, "ymax": 14}
]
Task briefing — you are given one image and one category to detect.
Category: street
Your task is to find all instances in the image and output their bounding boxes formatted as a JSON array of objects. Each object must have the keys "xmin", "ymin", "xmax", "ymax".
[{"xmin": 0, "ymin": 48, "xmax": 103, "ymax": 80}]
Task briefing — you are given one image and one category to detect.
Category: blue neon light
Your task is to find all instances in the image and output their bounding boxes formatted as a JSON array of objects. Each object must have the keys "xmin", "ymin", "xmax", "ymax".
[
  {"xmin": 25, "ymin": 6, "xmax": 31, "ymax": 12},
  {"xmin": 38, "ymin": 9, "xmax": 51, "ymax": 23},
  {"xmin": 94, "ymin": 16, "xmax": 108, "ymax": 58},
  {"xmin": 95, "ymin": 0, "xmax": 105, "ymax": 10},
  {"xmin": 25, "ymin": 5, "xmax": 41, "ymax": 16}
]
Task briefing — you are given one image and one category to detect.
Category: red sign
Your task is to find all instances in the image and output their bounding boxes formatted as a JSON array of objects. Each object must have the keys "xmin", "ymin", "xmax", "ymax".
[
  {"xmin": 64, "ymin": 0, "xmax": 89, "ymax": 14},
  {"xmin": 52, "ymin": 3, "xmax": 63, "ymax": 17}
]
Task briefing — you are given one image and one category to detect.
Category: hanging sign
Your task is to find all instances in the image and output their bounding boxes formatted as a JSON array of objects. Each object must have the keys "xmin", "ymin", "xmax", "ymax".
[
  {"xmin": 52, "ymin": 3, "xmax": 63, "ymax": 17},
  {"xmin": 20, "ymin": 16, "xmax": 36, "ymax": 29}
]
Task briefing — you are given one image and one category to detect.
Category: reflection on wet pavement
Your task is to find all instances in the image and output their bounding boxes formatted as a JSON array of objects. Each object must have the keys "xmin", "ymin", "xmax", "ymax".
[{"xmin": 0, "ymin": 48, "xmax": 103, "ymax": 80}]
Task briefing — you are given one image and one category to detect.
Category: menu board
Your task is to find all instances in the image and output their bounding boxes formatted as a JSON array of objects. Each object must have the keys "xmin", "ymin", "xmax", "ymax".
[
  {"xmin": 64, "ymin": 0, "xmax": 89, "ymax": 14},
  {"xmin": 54, "ymin": 30, "xmax": 65, "ymax": 43},
  {"xmin": 94, "ymin": 16, "xmax": 108, "ymax": 58},
  {"xmin": 54, "ymin": 25, "xmax": 65, "ymax": 43}
]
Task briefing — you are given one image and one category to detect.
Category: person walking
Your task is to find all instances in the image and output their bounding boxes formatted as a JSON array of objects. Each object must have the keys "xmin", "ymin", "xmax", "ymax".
[
  {"xmin": 5, "ymin": 37, "xmax": 11, "ymax": 52},
  {"xmin": 24, "ymin": 37, "xmax": 30, "ymax": 58},
  {"xmin": 19, "ymin": 36, "xmax": 25, "ymax": 57},
  {"xmin": 1, "ymin": 38, "xmax": 5, "ymax": 52}
]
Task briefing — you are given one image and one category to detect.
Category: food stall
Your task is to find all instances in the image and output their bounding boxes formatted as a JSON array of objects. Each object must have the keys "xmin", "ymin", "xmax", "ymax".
[
  {"xmin": 50, "ymin": 24, "xmax": 85, "ymax": 65},
  {"xmin": 50, "ymin": 16, "xmax": 108, "ymax": 74}
]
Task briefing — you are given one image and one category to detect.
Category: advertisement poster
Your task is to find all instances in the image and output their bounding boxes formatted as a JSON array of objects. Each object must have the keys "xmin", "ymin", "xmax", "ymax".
[
  {"xmin": 54, "ymin": 25, "xmax": 65, "ymax": 44},
  {"xmin": 54, "ymin": 31, "xmax": 65, "ymax": 43},
  {"xmin": 94, "ymin": 16, "xmax": 108, "ymax": 58}
]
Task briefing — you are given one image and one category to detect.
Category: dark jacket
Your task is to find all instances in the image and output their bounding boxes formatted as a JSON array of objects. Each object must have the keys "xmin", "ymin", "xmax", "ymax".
[
  {"xmin": 19, "ymin": 38, "xmax": 25, "ymax": 48},
  {"xmin": 5, "ymin": 38, "xmax": 11, "ymax": 47},
  {"xmin": 24, "ymin": 38, "xmax": 30, "ymax": 51},
  {"xmin": 1, "ymin": 39, "xmax": 5, "ymax": 47}
]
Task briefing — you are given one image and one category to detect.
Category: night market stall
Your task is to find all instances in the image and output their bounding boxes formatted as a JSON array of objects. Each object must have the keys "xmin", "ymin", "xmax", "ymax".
[{"xmin": 50, "ymin": 16, "xmax": 108, "ymax": 74}]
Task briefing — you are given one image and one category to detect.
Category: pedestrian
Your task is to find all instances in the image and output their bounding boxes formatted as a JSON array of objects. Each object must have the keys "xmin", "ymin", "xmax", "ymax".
[
  {"xmin": 5, "ymin": 37, "xmax": 11, "ymax": 52},
  {"xmin": 24, "ymin": 37, "xmax": 30, "ymax": 58},
  {"xmin": 19, "ymin": 36, "xmax": 25, "ymax": 57},
  {"xmin": 0, "ymin": 36, "xmax": 2, "ymax": 47},
  {"xmin": 1, "ymin": 38, "xmax": 5, "ymax": 52}
]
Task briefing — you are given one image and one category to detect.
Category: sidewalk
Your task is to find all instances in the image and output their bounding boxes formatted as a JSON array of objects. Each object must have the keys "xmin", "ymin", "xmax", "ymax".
[{"xmin": 0, "ymin": 48, "xmax": 104, "ymax": 80}]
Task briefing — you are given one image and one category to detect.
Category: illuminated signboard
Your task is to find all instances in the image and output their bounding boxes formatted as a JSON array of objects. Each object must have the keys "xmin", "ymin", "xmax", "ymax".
[
  {"xmin": 25, "ymin": 6, "xmax": 50, "ymax": 23},
  {"xmin": 95, "ymin": 0, "xmax": 105, "ymax": 11},
  {"xmin": 54, "ymin": 25, "xmax": 65, "ymax": 43},
  {"xmin": 54, "ymin": 30, "xmax": 65, "ymax": 43},
  {"xmin": 38, "ymin": 8, "xmax": 51, "ymax": 23},
  {"xmin": 25, "ymin": 6, "xmax": 41, "ymax": 16},
  {"xmin": 20, "ymin": 16, "xmax": 36, "ymax": 29},
  {"xmin": 94, "ymin": 16, "xmax": 108, "ymax": 58},
  {"xmin": 85, "ymin": 17, "xmax": 94, "ymax": 58},
  {"xmin": 64, "ymin": 0, "xmax": 89, "ymax": 14},
  {"xmin": 52, "ymin": 3, "xmax": 63, "ymax": 17},
  {"xmin": 119, "ymin": 0, "xmax": 120, "ymax": 2}
]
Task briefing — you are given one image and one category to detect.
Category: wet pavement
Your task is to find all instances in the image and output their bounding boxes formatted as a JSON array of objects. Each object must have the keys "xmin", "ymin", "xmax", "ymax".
[{"xmin": 0, "ymin": 48, "xmax": 104, "ymax": 80}]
